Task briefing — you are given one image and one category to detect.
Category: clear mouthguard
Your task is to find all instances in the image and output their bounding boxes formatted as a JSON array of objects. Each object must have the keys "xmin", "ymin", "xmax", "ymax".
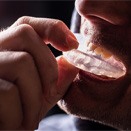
[{"xmin": 63, "ymin": 33, "xmax": 126, "ymax": 79}]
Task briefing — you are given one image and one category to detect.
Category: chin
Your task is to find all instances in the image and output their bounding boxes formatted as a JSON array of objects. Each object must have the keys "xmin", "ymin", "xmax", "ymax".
[{"xmin": 58, "ymin": 71, "xmax": 130, "ymax": 129}]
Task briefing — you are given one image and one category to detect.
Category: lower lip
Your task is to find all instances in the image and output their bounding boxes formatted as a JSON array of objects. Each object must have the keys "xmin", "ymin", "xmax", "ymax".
[{"xmin": 79, "ymin": 70, "xmax": 117, "ymax": 83}]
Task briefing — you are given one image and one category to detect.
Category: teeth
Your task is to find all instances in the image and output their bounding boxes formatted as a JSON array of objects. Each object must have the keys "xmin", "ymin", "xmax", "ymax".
[
  {"xmin": 87, "ymin": 42, "xmax": 112, "ymax": 59},
  {"xmin": 102, "ymin": 50, "xmax": 112, "ymax": 59},
  {"xmin": 88, "ymin": 42, "xmax": 97, "ymax": 51},
  {"xmin": 63, "ymin": 33, "xmax": 126, "ymax": 79},
  {"xmin": 94, "ymin": 47, "xmax": 103, "ymax": 55}
]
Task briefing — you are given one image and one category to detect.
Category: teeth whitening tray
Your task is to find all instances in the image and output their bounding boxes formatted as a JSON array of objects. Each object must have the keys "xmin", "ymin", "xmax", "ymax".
[{"xmin": 63, "ymin": 33, "xmax": 126, "ymax": 79}]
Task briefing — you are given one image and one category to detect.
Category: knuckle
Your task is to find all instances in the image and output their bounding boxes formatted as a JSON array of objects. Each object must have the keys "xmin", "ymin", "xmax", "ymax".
[
  {"xmin": 12, "ymin": 23, "xmax": 37, "ymax": 50},
  {"xmin": 16, "ymin": 16, "xmax": 30, "ymax": 25},
  {"xmin": 16, "ymin": 24, "xmax": 34, "ymax": 37},
  {"xmin": 15, "ymin": 52, "xmax": 34, "ymax": 67}
]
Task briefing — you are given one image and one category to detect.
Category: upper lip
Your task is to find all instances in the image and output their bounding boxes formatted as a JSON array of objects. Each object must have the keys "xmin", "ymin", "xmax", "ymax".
[{"xmin": 85, "ymin": 15, "xmax": 114, "ymax": 25}]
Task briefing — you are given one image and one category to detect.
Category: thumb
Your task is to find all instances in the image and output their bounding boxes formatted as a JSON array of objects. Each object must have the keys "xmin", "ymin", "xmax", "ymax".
[
  {"xmin": 56, "ymin": 56, "xmax": 79, "ymax": 96},
  {"xmin": 38, "ymin": 56, "xmax": 78, "ymax": 115}
]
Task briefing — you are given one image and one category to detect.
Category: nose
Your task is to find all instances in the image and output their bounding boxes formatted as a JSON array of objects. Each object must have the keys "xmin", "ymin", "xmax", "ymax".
[{"xmin": 75, "ymin": 0, "xmax": 130, "ymax": 25}]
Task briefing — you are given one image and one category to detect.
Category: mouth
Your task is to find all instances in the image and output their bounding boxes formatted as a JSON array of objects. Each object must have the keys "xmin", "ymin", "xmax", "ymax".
[{"xmin": 63, "ymin": 33, "xmax": 126, "ymax": 81}]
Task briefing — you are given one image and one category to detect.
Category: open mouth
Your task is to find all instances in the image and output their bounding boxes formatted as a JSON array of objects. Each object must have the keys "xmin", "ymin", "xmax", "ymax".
[{"xmin": 63, "ymin": 33, "xmax": 126, "ymax": 80}]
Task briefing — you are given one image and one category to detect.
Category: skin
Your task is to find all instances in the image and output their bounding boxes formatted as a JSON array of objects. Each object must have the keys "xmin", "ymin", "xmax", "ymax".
[
  {"xmin": 58, "ymin": 0, "xmax": 131, "ymax": 130},
  {"xmin": 0, "ymin": 17, "xmax": 78, "ymax": 129},
  {"xmin": 0, "ymin": 0, "xmax": 131, "ymax": 130}
]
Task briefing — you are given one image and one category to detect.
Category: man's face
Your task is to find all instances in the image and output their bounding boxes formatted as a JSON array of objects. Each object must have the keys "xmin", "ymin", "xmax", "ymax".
[{"xmin": 58, "ymin": 0, "xmax": 131, "ymax": 129}]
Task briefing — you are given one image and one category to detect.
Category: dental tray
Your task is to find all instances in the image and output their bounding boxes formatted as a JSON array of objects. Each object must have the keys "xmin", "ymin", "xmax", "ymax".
[{"xmin": 63, "ymin": 33, "xmax": 126, "ymax": 79}]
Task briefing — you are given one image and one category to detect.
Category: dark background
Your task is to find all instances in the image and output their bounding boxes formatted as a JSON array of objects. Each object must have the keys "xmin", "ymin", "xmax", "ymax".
[{"xmin": 0, "ymin": 1, "xmax": 74, "ymax": 30}]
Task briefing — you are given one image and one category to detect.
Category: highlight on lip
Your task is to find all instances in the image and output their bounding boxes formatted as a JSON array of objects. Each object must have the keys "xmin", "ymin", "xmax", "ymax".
[{"xmin": 63, "ymin": 33, "xmax": 126, "ymax": 79}]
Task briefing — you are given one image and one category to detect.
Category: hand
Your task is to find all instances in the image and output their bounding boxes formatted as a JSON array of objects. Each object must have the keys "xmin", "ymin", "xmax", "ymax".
[{"xmin": 0, "ymin": 16, "xmax": 79, "ymax": 129}]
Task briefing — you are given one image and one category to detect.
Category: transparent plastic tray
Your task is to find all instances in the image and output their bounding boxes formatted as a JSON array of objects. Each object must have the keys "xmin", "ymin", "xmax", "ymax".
[{"xmin": 63, "ymin": 33, "xmax": 126, "ymax": 78}]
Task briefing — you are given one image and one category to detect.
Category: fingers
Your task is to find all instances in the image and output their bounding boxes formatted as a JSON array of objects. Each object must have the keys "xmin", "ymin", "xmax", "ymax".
[
  {"xmin": 0, "ymin": 51, "xmax": 43, "ymax": 129},
  {"xmin": 0, "ymin": 21, "xmax": 76, "ymax": 129},
  {"xmin": 0, "ymin": 24, "xmax": 58, "ymax": 97},
  {"xmin": 10, "ymin": 16, "xmax": 79, "ymax": 51},
  {"xmin": 0, "ymin": 79, "xmax": 22, "ymax": 129},
  {"xmin": 0, "ymin": 17, "xmax": 79, "ymax": 129},
  {"xmin": 54, "ymin": 56, "xmax": 79, "ymax": 102}
]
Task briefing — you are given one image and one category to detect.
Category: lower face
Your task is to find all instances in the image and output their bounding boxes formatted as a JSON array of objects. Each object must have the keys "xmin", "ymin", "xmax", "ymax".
[{"xmin": 58, "ymin": 3, "xmax": 131, "ymax": 129}]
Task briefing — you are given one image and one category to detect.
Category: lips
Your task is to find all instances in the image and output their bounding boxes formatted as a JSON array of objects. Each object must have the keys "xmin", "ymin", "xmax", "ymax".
[
  {"xmin": 64, "ymin": 35, "xmax": 126, "ymax": 82},
  {"xmin": 79, "ymin": 70, "xmax": 116, "ymax": 82}
]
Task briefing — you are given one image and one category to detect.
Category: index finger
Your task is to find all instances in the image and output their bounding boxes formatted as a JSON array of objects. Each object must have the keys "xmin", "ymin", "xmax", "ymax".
[{"xmin": 11, "ymin": 16, "xmax": 79, "ymax": 51}]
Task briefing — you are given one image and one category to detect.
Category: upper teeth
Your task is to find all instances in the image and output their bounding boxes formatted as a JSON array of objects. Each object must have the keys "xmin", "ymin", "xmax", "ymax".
[
  {"xmin": 63, "ymin": 33, "xmax": 126, "ymax": 78},
  {"xmin": 86, "ymin": 42, "xmax": 112, "ymax": 59}
]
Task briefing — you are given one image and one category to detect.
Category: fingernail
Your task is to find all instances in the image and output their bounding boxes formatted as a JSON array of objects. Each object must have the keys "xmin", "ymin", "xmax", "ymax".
[{"xmin": 66, "ymin": 35, "xmax": 79, "ymax": 50}]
